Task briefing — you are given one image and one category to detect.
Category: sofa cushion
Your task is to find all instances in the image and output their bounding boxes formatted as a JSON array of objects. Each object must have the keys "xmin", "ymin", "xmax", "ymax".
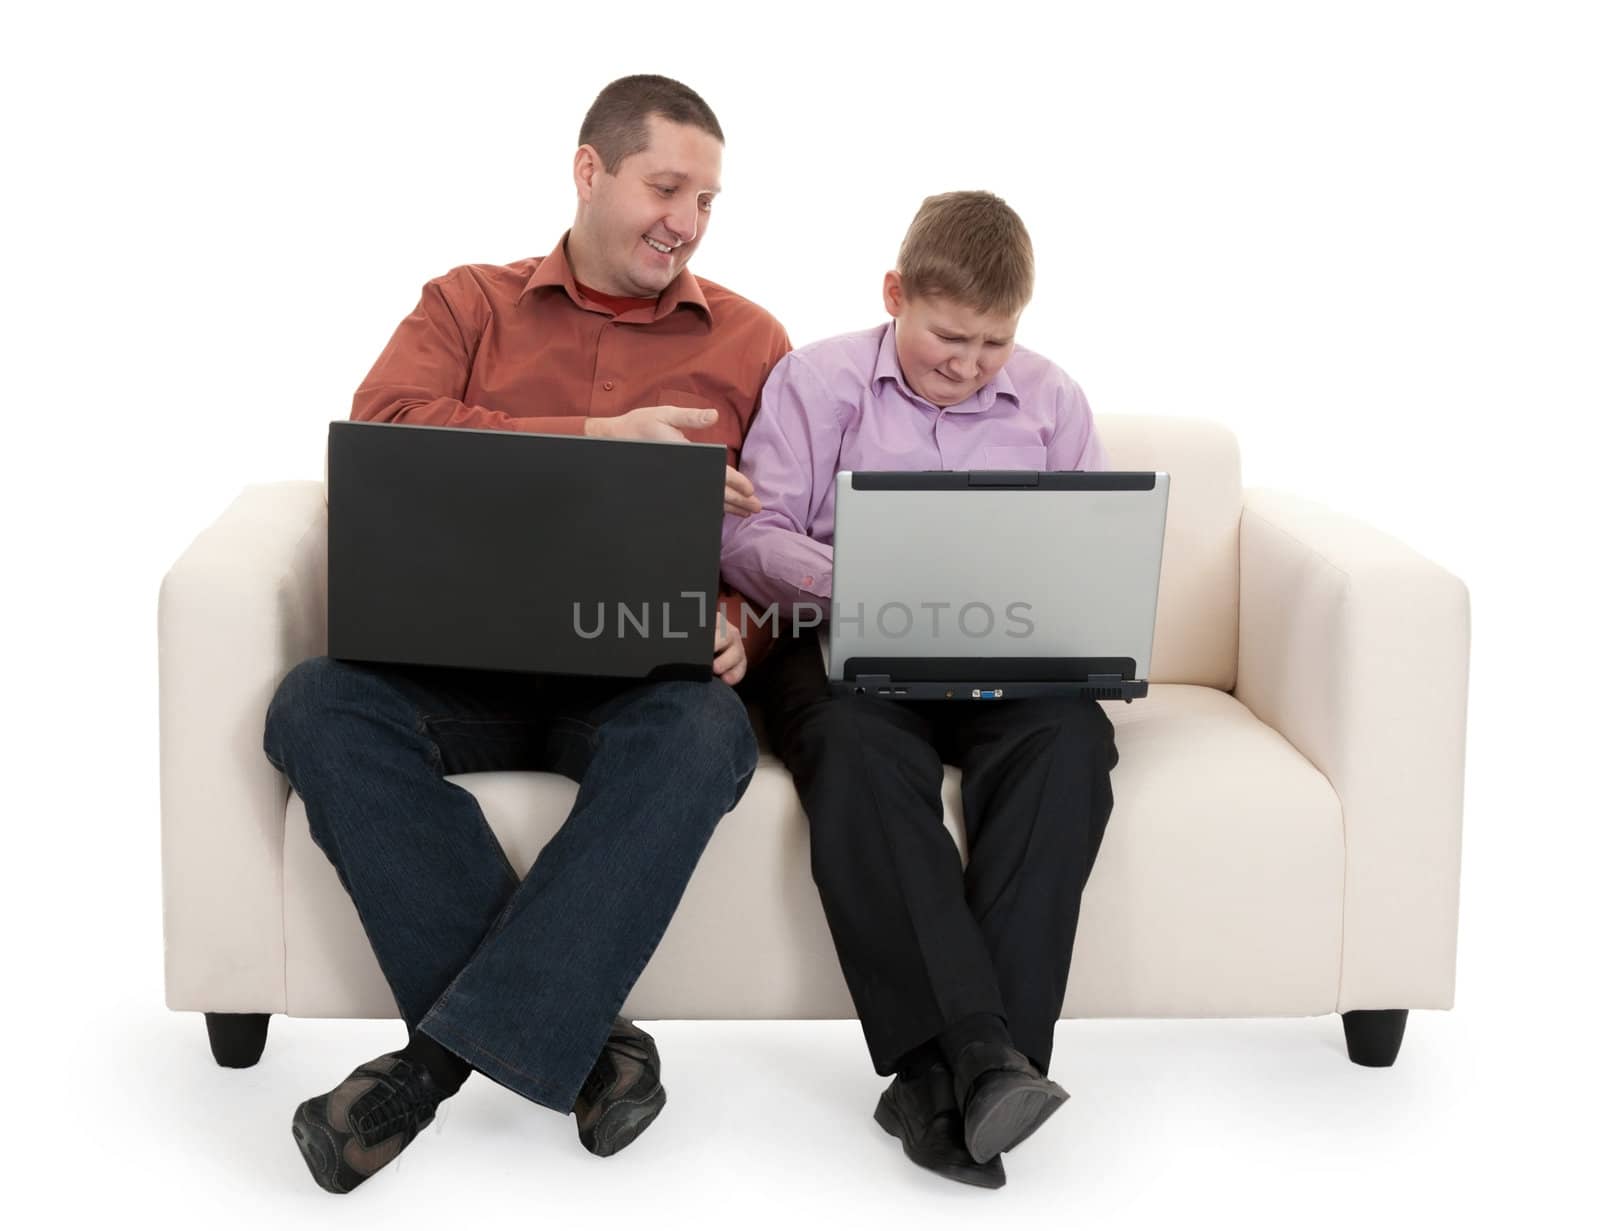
[{"xmin": 281, "ymin": 685, "xmax": 1340, "ymax": 1020}]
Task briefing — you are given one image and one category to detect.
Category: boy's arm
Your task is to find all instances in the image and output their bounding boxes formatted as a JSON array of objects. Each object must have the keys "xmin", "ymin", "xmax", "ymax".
[
  {"xmin": 1045, "ymin": 374, "xmax": 1111, "ymax": 471},
  {"xmin": 721, "ymin": 352, "xmax": 841, "ymax": 616}
]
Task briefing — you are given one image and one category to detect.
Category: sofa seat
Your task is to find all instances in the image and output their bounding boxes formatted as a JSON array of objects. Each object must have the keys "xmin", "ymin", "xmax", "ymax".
[{"xmin": 280, "ymin": 684, "xmax": 1343, "ymax": 1021}]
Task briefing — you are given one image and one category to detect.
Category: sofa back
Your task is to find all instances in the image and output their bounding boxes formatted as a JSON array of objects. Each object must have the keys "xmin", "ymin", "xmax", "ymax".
[{"xmin": 1097, "ymin": 416, "xmax": 1241, "ymax": 689}]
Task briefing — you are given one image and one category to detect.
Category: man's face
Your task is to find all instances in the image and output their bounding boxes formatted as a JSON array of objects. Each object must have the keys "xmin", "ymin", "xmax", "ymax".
[
  {"xmin": 883, "ymin": 272, "xmax": 1021, "ymax": 407},
  {"xmin": 574, "ymin": 115, "xmax": 723, "ymax": 297}
]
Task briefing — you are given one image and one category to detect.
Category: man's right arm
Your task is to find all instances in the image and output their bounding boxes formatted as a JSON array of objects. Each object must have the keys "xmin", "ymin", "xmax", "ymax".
[{"xmin": 351, "ymin": 271, "xmax": 588, "ymax": 434}]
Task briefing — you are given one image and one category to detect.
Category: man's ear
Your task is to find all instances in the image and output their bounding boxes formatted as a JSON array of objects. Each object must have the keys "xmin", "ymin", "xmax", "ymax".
[
  {"xmin": 573, "ymin": 144, "xmax": 603, "ymax": 203},
  {"xmin": 882, "ymin": 270, "xmax": 904, "ymax": 318}
]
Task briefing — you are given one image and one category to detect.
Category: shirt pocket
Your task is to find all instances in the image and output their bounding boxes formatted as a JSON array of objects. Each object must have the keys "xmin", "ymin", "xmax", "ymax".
[{"xmin": 983, "ymin": 444, "xmax": 1049, "ymax": 470}]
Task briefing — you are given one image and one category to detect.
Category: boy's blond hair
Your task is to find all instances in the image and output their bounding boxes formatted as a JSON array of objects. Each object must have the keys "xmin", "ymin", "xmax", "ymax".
[{"xmin": 896, "ymin": 191, "xmax": 1035, "ymax": 316}]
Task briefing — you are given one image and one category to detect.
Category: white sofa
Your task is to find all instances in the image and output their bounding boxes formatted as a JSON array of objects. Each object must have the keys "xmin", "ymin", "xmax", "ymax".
[{"xmin": 158, "ymin": 416, "xmax": 1470, "ymax": 1069}]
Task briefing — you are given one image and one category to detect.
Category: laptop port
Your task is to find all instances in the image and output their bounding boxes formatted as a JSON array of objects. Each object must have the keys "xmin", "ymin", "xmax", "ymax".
[{"xmin": 971, "ymin": 688, "xmax": 1004, "ymax": 700}]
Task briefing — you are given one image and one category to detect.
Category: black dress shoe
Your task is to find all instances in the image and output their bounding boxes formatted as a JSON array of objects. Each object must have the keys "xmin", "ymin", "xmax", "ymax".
[
  {"xmin": 874, "ymin": 1063, "xmax": 1006, "ymax": 1189},
  {"xmin": 952, "ymin": 1041, "xmax": 1069, "ymax": 1164},
  {"xmin": 573, "ymin": 1018, "xmax": 667, "ymax": 1157},
  {"xmin": 291, "ymin": 1053, "xmax": 448, "ymax": 1194}
]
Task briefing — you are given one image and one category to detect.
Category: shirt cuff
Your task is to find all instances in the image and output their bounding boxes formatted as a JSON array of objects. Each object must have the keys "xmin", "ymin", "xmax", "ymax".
[{"xmin": 513, "ymin": 415, "xmax": 588, "ymax": 436}]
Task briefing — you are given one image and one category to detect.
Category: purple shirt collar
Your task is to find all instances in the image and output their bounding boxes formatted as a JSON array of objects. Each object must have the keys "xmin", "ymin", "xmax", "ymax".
[{"xmin": 869, "ymin": 322, "xmax": 1020, "ymax": 415}]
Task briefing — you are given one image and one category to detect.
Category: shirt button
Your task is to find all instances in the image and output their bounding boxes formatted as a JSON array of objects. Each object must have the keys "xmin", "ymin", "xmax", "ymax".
[{"xmin": 603, "ymin": 380, "xmax": 615, "ymax": 391}]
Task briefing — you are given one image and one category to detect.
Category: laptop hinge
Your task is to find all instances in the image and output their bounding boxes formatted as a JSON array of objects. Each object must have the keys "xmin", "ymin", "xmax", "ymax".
[
  {"xmin": 1087, "ymin": 673, "xmax": 1125, "ymax": 685},
  {"xmin": 853, "ymin": 673, "xmax": 892, "ymax": 689}
]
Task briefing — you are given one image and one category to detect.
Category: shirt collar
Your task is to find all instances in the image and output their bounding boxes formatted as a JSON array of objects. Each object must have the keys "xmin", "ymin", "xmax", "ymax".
[
  {"xmin": 519, "ymin": 232, "xmax": 712, "ymax": 324},
  {"xmin": 870, "ymin": 321, "xmax": 1019, "ymax": 414}
]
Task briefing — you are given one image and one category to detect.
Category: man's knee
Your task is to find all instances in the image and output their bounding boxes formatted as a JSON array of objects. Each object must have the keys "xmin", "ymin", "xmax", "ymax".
[
  {"xmin": 649, "ymin": 679, "xmax": 759, "ymax": 783},
  {"xmin": 263, "ymin": 656, "xmax": 386, "ymax": 769}
]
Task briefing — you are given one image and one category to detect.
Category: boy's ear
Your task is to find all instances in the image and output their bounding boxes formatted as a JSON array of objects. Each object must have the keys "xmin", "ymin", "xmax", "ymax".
[{"xmin": 883, "ymin": 270, "xmax": 905, "ymax": 318}]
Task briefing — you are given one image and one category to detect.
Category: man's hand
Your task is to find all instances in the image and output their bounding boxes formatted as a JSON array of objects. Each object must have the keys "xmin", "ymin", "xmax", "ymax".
[
  {"xmin": 586, "ymin": 404, "xmax": 716, "ymax": 442},
  {"xmin": 713, "ymin": 610, "xmax": 747, "ymax": 687},
  {"xmin": 586, "ymin": 406, "xmax": 762, "ymax": 517}
]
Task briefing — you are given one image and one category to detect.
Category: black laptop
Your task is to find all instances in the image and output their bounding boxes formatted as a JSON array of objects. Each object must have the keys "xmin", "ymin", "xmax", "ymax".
[{"xmin": 326, "ymin": 420, "xmax": 726, "ymax": 680}]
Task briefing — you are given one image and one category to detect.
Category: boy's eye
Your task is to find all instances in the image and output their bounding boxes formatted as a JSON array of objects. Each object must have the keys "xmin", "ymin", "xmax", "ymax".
[
  {"xmin": 653, "ymin": 185, "xmax": 676, "ymax": 197},
  {"xmin": 699, "ymin": 196, "xmax": 714, "ymax": 212}
]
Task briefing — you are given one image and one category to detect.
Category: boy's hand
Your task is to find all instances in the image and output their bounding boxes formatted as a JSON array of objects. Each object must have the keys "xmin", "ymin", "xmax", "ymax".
[{"xmin": 712, "ymin": 611, "xmax": 747, "ymax": 686}]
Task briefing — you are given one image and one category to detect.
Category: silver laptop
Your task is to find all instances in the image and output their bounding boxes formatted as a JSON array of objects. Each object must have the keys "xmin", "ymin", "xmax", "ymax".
[{"xmin": 824, "ymin": 470, "xmax": 1169, "ymax": 701}]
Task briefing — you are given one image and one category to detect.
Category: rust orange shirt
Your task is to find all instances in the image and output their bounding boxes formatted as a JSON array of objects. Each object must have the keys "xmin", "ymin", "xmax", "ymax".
[
  {"xmin": 352, "ymin": 233, "xmax": 790, "ymax": 460},
  {"xmin": 350, "ymin": 235, "xmax": 791, "ymax": 669}
]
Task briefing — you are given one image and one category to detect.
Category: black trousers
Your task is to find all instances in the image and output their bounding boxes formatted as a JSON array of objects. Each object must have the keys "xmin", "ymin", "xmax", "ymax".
[{"xmin": 759, "ymin": 631, "xmax": 1119, "ymax": 1077}]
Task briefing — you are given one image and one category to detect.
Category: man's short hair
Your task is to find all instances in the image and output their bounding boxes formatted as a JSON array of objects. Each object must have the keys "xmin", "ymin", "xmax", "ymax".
[
  {"xmin": 579, "ymin": 75, "xmax": 725, "ymax": 173},
  {"xmin": 897, "ymin": 191, "xmax": 1035, "ymax": 316}
]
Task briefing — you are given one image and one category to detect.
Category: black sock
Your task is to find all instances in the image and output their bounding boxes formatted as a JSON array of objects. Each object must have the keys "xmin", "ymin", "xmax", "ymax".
[
  {"xmin": 894, "ymin": 1038, "xmax": 943, "ymax": 1081},
  {"xmin": 399, "ymin": 1029, "xmax": 471, "ymax": 1096},
  {"xmin": 936, "ymin": 1012, "xmax": 1012, "ymax": 1071}
]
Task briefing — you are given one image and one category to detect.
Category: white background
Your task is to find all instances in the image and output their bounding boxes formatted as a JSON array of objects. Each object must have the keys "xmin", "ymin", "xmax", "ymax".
[{"xmin": 4, "ymin": 0, "xmax": 1597, "ymax": 1225}]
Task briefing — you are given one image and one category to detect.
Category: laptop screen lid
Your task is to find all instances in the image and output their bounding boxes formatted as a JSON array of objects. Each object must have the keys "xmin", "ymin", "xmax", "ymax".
[
  {"xmin": 826, "ymin": 470, "xmax": 1169, "ymax": 700},
  {"xmin": 327, "ymin": 420, "xmax": 726, "ymax": 680}
]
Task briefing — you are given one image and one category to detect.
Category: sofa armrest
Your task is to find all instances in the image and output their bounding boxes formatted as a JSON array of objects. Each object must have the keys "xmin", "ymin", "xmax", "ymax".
[
  {"xmin": 1235, "ymin": 488, "xmax": 1470, "ymax": 1011},
  {"xmin": 159, "ymin": 482, "xmax": 328, "ymax": 1012}
]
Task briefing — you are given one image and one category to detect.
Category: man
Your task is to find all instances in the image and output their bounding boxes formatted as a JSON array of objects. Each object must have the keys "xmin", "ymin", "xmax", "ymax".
[{"xmin": 262, "ymin": 75, "xmax": 790, "ymax": 1194}]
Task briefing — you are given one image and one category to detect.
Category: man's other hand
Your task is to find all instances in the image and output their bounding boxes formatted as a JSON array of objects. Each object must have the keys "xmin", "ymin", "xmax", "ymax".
[
  {"xmin": 713, "ymin": 611, "xmax": 747, "ymax": 686},
  {"xmin": 587, "ymin": 407, "xmax": 762, "ymax": 517},
  {"xmin": 723, "ymin": 466, "xmax": 761, "ymax": 518}
]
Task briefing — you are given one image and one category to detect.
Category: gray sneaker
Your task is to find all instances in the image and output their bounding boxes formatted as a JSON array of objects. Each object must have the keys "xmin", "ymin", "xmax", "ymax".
[
  {"xmin": 573, "ymin": 1018, "xmax": 667, "ymax": 1157},
  {"xmin": 291, "ymin": 1053, "xmax": 447, "ymax": 1193}
]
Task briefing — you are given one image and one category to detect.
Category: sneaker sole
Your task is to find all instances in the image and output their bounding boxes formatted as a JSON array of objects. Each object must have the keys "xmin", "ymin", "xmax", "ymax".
[
  {"xmin": 291, "ymin": 1103, "xmax": 353, "ymax": 1194},
  {"xmin": 580, "ymin": 1083, "xmax": 667, "ymax": 1157},
  {"xmin": 964, "ymin": 1081, "xmax": 1069, "ymax": 1164}
]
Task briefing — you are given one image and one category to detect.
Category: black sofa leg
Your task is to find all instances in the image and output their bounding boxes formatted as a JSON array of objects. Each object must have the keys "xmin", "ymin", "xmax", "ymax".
[
  {"xmin": 1341, "ymin": 1009, "xmax": 1408, "ymax": 1067},
  {"xmin": 205, "ymin": 1012, "xmax": 271, "ymax": 1068}
]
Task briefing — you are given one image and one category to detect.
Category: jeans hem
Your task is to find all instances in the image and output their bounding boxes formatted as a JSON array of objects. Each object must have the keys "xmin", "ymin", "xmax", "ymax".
[{"xmin": 417, "ymin": 1017, "xmax": 582, "ymax": 1113}]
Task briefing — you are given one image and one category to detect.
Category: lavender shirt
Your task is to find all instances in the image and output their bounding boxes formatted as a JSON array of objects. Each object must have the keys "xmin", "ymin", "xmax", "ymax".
[{"xmin": 721, "ymin": 322, "xmax": 1109, "ymax": 612}]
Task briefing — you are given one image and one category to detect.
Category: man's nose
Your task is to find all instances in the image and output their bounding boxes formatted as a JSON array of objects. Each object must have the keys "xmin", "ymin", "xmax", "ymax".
[{"xmin": 664, "ymin": 200, "xmax": 700, "ymax": 244}]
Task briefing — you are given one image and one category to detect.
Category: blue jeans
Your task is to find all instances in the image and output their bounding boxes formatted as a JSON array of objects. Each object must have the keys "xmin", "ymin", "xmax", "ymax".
[{"xmin": 262, "ymin": 656, "xmax": 757, "ymax": 1112}]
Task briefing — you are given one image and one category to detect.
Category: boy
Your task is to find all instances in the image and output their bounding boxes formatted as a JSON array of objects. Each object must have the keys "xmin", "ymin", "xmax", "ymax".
[{"xmin": 721, "ymin": 192, "xmax": 1118, "ymax": 1189}]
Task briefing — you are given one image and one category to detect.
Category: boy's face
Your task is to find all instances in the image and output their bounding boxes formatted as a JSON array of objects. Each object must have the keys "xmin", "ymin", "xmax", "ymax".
[
  {"xmin": 883, "ymin": 272, "xmax": 1021, "ymax": 407},
  {"xmin": 573, "ymin": 115, "xmax": 723, "ymax": 297}
]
